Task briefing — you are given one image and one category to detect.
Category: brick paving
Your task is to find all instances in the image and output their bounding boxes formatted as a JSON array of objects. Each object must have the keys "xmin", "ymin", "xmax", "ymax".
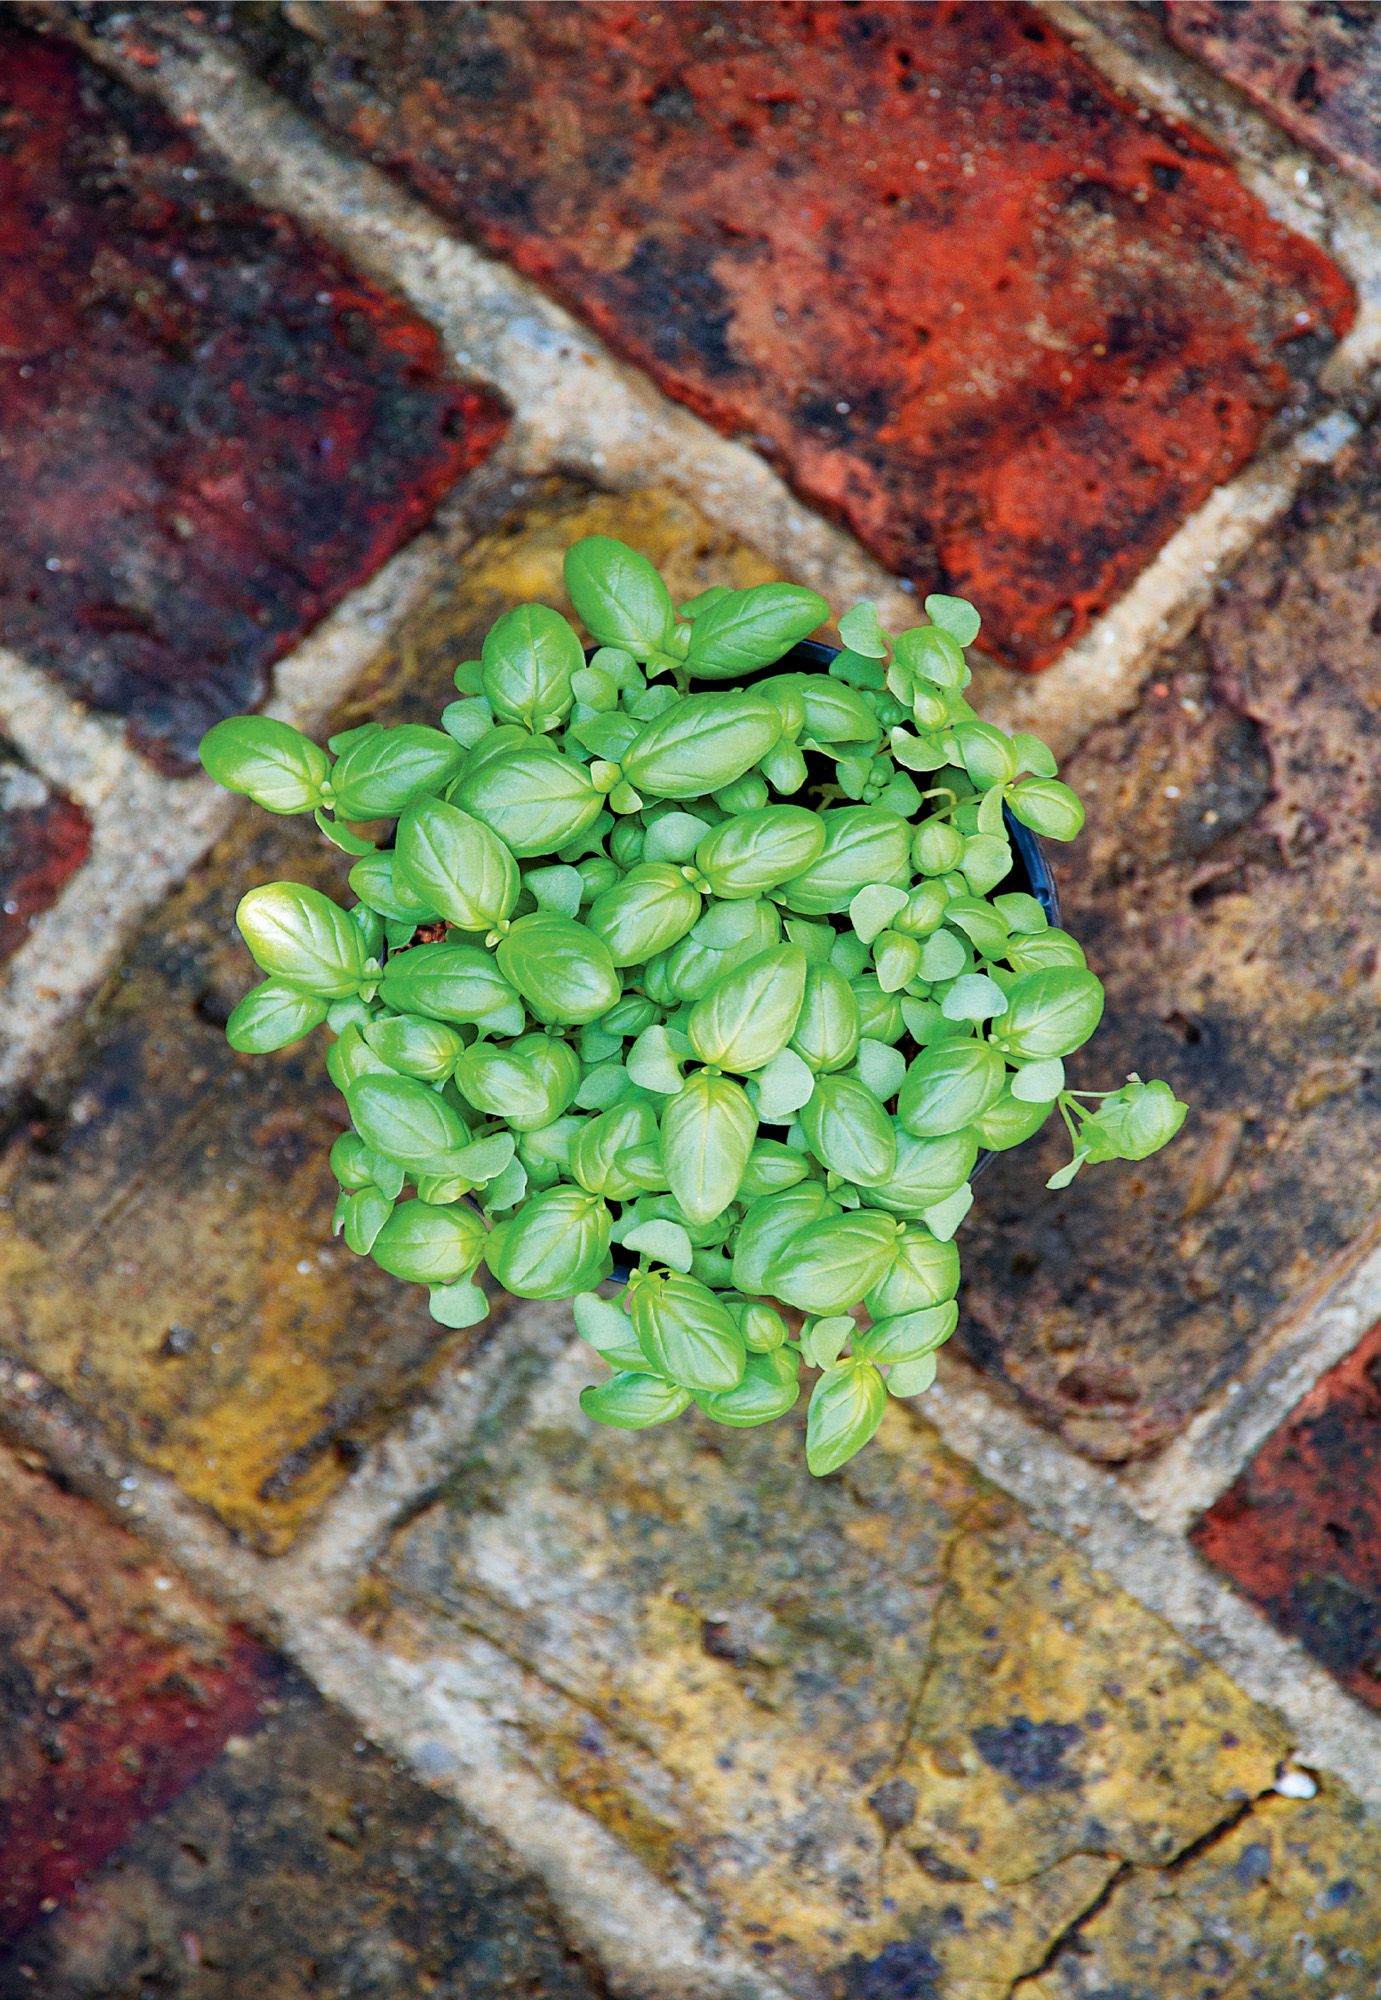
[
  {"xmin": 0, "ymin": 20, "xmax": 505, "ymax": 771},
  {"xmin": 0, "ymin": 4, "xmax": 1379, "ymax": 1992},
  {"xmin": 0, "ymin": 1438, "xmax": 277, "ymax": 1943},
  {"xmin": 1194, "ymin": 1317, "xmax": 1381, "ymax": 1717},
  {"xmin": 219, "ymin": 0, "xmax": 1354, "ymax": 670},
  {"xmin": 1168, "ymin": 0, "xmax": 1381, "ymax": 201},
  {"xmin": 0, "ymin": 740, "xmax": 89, "ymax": 968}
]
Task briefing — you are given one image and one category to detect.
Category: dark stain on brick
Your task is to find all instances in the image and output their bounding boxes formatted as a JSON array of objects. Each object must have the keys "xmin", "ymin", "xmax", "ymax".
[
  {"xmin": 0, "ymin": 23, "xmax": 507, "ymax": 771},
  {"xmin": 841, "ymin": 1935, "xmax": 943, "ymax": 2000},
  {"xmin": 0, "ymin": 742, "xmax": 91, "ymax": 966},
  {"xmin": 1194, "ymin": 1317, "xmax": 1381, "ymax": 1709},
  {"xmin": 1168, "ymin": 1, "xmax": 1381, "ymax": 201},
  {"xmin": 970, "ymin": 1715, "xmax": 1084, "ymax": 1791},
  {"xmin": 205, "ymin": 0, "xmax": 1354, "ymax": 670}
]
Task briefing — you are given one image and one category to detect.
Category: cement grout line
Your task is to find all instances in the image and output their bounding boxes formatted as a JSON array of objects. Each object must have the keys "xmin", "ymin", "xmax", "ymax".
[
  {"xmin": 0, "ymin": 523, "xmax": 453, "ymax": 1098},
  {"xmin": 922, "ymin": 1355, "xmax": 1381, "ymax": 1814},
  {"xmin": 1047, "ymin": 1, "xmax": 1381, "ymax": 397},
  {"xmin": 1123, "ymin": 1205, "xmax": 1381, "ymax": 1535},
  {"xmin": 52, "ymin": 4, "xmax": 1368, "ymax": 767}
]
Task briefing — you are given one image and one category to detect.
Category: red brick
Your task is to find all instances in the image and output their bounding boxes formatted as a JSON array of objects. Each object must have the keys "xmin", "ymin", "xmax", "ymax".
[
  {"xmin": 0, "ymin": 744, "xmax": 90, "ymax": 966},
  {"xmin": 219, "ymin": 0, "xmax": 1352, "ymax": 667},
  {"xmin": 1168, "ymin": 2, "xmax": 1381, "ymax": 201},
  {"xmin": 1193, "ymin": 1318, "xmax": 1381, "ymax": 1710},
  {"xmin": 0, "ymin": 1441, "xmax": 279, "ymax": 1940},
  {"xmin": 0, "ymin": 23, "xmax": 507, "ymax": 773}
]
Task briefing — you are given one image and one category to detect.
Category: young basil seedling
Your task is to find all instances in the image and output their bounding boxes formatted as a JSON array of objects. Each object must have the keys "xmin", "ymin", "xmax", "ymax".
[{"xmin": 202, "ymin": 537, "xmax": 1186, "ymax": 1477}]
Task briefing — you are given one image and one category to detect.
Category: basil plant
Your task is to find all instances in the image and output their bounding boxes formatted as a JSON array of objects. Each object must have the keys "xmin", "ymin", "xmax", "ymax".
[{"xmin": 200, "ymin": 536, "xmax": 1186, "ymax": 1475}]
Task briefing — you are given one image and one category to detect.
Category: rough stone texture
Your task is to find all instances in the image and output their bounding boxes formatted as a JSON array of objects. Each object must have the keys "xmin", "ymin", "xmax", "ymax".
[
  {"xmin": 0, "ymin": 738, "xmax": 90, "ymax": 967},
  {"xmin": 1014, "ymin": 1780, "xmax": 1381, "ymax": 1999},
  {"xmin": 0, "ymin": 1669, "xmax": 604, "ymax": 2000},
  {"xmin": 1167, "ymin": 1, "xmax": 1381, "ymax": 202},
  {"xmin": 0, "ymin": 20, "xmax": 506, "ymax": 772},
  {"xmin": 957, "ymin": 421, "xmax": 1381, "ymax": 1459},
  {"xmin": 0, "ymin": 481, "xmax": 784, "ymax": 1552},
  {"xmin": 1193, "ymin": 1317, "xmax": 1381, "ymax": 1715},
  {"xmin": 217, "ymin": 0, "xmax": 1354, "ymax": 670},
  {"xmin": 365, "ymin": 1337, "xmax": 1292, "ymax": 1998},
  {"xmin": 0, "ymin": 1439, "xmax": 278, "ymax": 1942}
]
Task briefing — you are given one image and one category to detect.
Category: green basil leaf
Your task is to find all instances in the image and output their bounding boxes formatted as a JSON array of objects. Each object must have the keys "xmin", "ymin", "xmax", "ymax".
[
  {"xmin": 622, "ymin": 693, "xmax": 782, "ymax": 800},
  {"xmin": 440, "ymin": 698, "xmax": 495, "ymax": 749},
  {"xmin": 806, "ymin": 1362, "xmax": 888, "ymax": 1475},
  {"xmin": 586, "ymin": 863, "xmax": 701, "ymax": 966},
  {"xmin": 314, "ymin": 810, "xmax": 378, "ymax": 856},
  {"xmin": 199, "ymin": 715, "xmax": 329, "ymax": 813},
  {"xmin": 330, "ymin": 1132, "xmax": 375, "ymax": 1191},
  {"xmin": 854, "ymin": 1037, "xmax": 906, "ymax": 1103},
  {"xmin": 790, "ymin": 964, "xmax": 862, "ymax": 1074},
  {"xmin": 626, "ymin": 1024, "xmax": 686, "ymax": 1095},
  {"xmin": 923, "ymin": 594, "xmax": 981, "ymax": 647},
  {"xmin": 864, "ymin": 1127, "xmax": 978, "ymax": 1216},
  {"xmin": 698, "ymin": 1346, "xmax": 802, "ymax": 1426},
  {"xmin": 580, "ymin": 1372, "xmax": 693, "ymax": 1430},
  {"xmin": 1013, "ymin": 732, "xmax": 1059, "ymax": 779},
  {"xmin": 343, "ymin": 1184, "xmax": 392, "ymax": 1256},
  {"xmin": 942, "ymin": 895, "xmax": 1009, "ymax": 954},
  {"xmin": 849, "ymin": 883, "xmax": 909, "ymax": 944},
  {"xmin": 855, "ymin": 1301, "xmax": 958, "ymax": 1366},
  {"xmin": 371, "ymin": 1200, "xmax": 487, "ymax": 1284},
  {"xmin": 885, "ymin": 1353, "xmax": 937, "ymax": 1397},
  {"xmin": 572, "ymin": 1098, "xmax": 662, "ymax": 1200},
  {"xmin": 455, "ymin": 738, "xmax": 603, "ymax": 857},
  {"xmin": 325, "ymin": 1022, "xmax": 398, "ymax": 1092},
  {"xmin": 428, "ymin": 1279, "xmax": 492, "ymax": 1328},
  {"xmin": 731, "ymin": 1183, "xmax": 840, "ymax": 1295},
  {"xmin": 918, "ymin": 929, "xmax": 967, "ymax": 983},
  {"xmin": 801, "ymin": 1072, "xmax": 897, "ymax": 1187},
  {"xmin": 781, "ymin": 808, "xmax": 911, "ymax": 916},
  {"xmin": 875, "ymin": 931, "xmax": 923, "ymax": 994},
  {"xmin": 892, "ymin": 625, "xmax": 967, "ymax": 688},
  {"xmin": 739, "ymin": 1301, "xmax": 790, "ymax": 1352},
  {"xmin": 837, "ymin": 602, "xmax": 889, "ymax": 659},
  {"xmin": 235, "ymin": 883, "xmax": 367, "ymax": 997},
  {"xmin": 687, "ymin": 945, "xmax": 807, "ymax": 1074},
  {"xmin": 1011, "ymin": 1056, "xmax": 1065, "ymax": 1102},
  {"xmin": 363, "ymin": 1013, "xmax": 465, "ymax": 1083},
  {"xmin": 969, "ymin": 1090, "xmax": 1055, "ymax": 1150},
  {"xmin": 864, "ymin": 1225, "xmax": 960, "ymax": 1316},
  {"xmin": 748, "ymin": 1047, "xmax": 816, "ymax": 1123},
  {"xmin": 515, "ymin": 1118, "xmax": 582, "ymax": 1185},
  {"xmin": 225, "ymin": 978, "xmax": 329, "ymax": 1053},
  {"xmin": 683, "ymin": 583, "xmax": 828, "ymax": 679},
  {"xmin": 563, "ymin": 536, "xmax": 675, "ymax": 656},
  {"xmin": 345, "ymin": 1072, "xmax": 470, "ymax": 1170},
  {"xmin": 348, "ymin": 851, "xmax": 435, "ymax": 925},
  {"xmin": 1004, "ymin": 929, "xmax": 1087, "ymax": 973},
  {"xmin": 395, "ymin": 798, "xmax": 519, "ymax": 932},
  {"xmin": 737, "ymin": 1140, "xmax": 810, "ymax": 1201},
  {"xmin": 454, "ymin": 1046, "xmax": 553, "ymax": 1131},
  {"xmin": 764, "ymin": 1210, "xmax": 901, "ymax": 1314},
  {"xmin": 992, "ymin": 892, "xmax": 1049, "ymax": 935},
  {"xmin": 921, "ymin": 1183, "xmax": 973, "ymax": 1241},
  {"xmin": 940, "ymin": 972, "xmax": 1008, "ymax": 1022},
  {"xmin": 626, "ymin": 1268, "xmax": 746, "ymax": 1392},
  {"xmin": 480, "ymin": 602, "xmax": 583, "ymax": 731},
  {"xmin": 913, "ymin": 819, "xmax": 965, "ymax": 876},
  {"xmin": 898, "ymin": 1039, "xmax": 1006, "ymax": 1137},
  {"xmin": 622, "ymin": 1218, "xmax": 694, "ymax": 1273},
  {"xmin": 485, "ymin": 1186, "xmax": 612, "ymax": 1298},
  {"xmin": 960, "ymin": 834, "xmax": 1013, "ymax": 897},
  {"xmin": 329, "ymin": 725, "xmax": 464, "ymax": 820},
  {"xmin": 497, "ymin": 914, "xmax": 621, "ymax": 1025},
  {"xmin": 801, "ymin": 1314, "xmax": 853, "ymax": 1369},
  {"xmin": 849, "ymin": 974, "xmax": 905, "ymax": 1046},
  {"xmin": 524, "ymin": 864, "xmax": 584, "ymax": 918},
  {"xmin": 661, "ymin": 1071, "xmax": 757, "ymax": 1225},
  {"xmin": 694, "ymin": 806, "xmax": 825, "ymax": 900},
  {"xmin": 379, "ymin": 942, "xmax": 520, "ymax": 1027},
  {"xmin": 989, "ymin": 967, "xmax": 1104, "ymax": 1062},
  {"xmin": 889, "ymin": 727, "xmax": 950, "ymax": 774},
  {"xmin": 1006, "ymin": 778, "xmax": 1085, "ymax": 841}
]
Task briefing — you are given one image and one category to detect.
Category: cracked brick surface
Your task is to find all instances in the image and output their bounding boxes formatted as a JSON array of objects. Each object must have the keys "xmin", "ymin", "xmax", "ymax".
[
  {"xmin": 1193, "ymin": 1317, "xmax": 1381, "ymax": 1715},
  {"xmin": 0, "ymin": 20, "xmax": 506, "ymax": 771},
  {"xmin": 0, "ymin": 1438, "xmax": 278, "ymax": 1943},
  {"xmin": 213, "ymin": 0, "xmax": 1353, "ymax": 669},
  {"xmin": 0, "ymin": 1667, "xmax": 604, "ymax": 2000},
  {"xmin": 956, "ymin": 421, "xmax": 1381, "ymax": 1458},
  {"xmin": 1015, "ymin": 1779, "xmax": 1381, "ymax": 1999},
  {"xmin": 360, "ymin": 1338, "xmax": 1291, "ymax": 1997},
  {"xmin": 1168, "ymin": 0, "xmax": 1381, "ymax": 202},
  {"xmin": 0, "ymin": 739, "xmax": 90, "ymax": 967}
]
